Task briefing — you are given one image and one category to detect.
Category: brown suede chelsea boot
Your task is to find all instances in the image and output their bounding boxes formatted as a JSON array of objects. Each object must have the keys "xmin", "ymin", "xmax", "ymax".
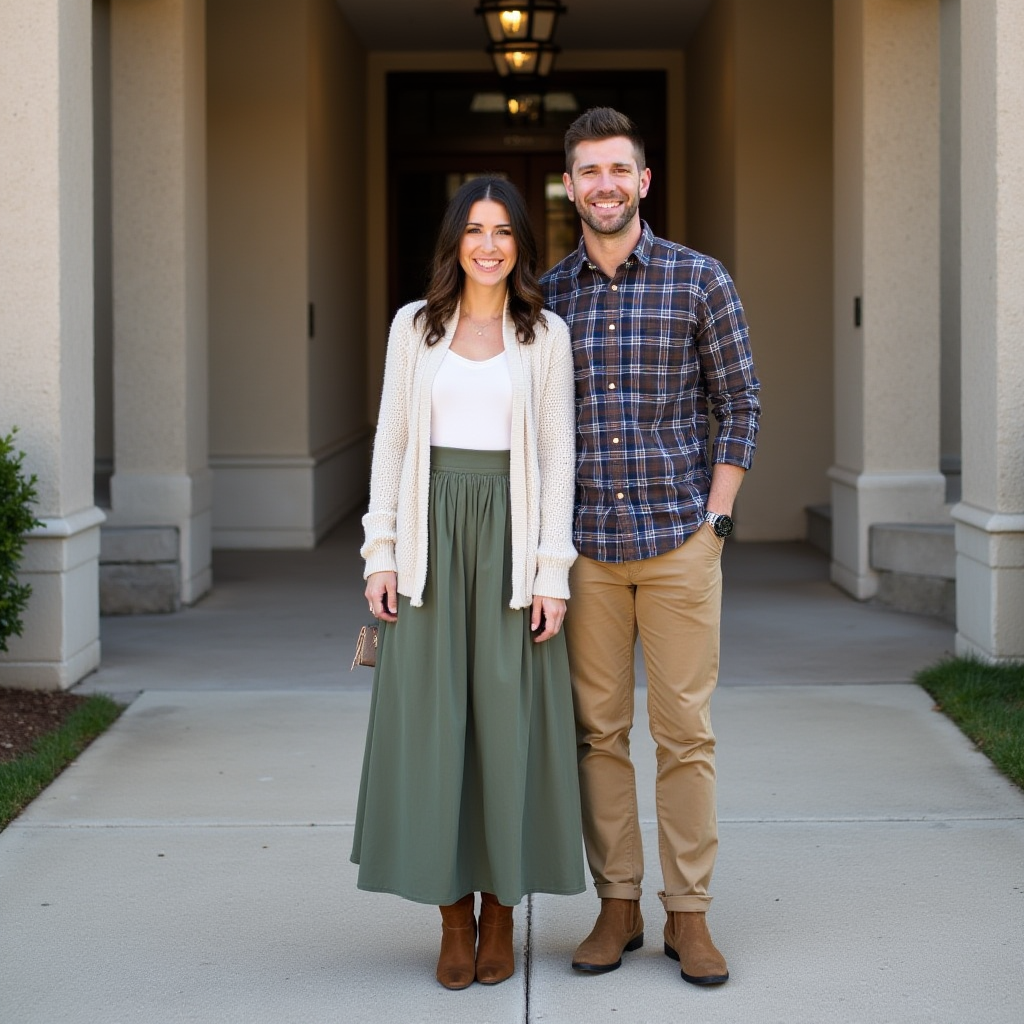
[
  {"xmin": 476, "ymin": 892, "xmax": 515, "ymax": 985},
  {"xmin": 663, "ymin": 911, "xmax": 729, "ymax": 985},
  {"xmin": 436, "ymin": 893, "xmax": 477, "ymax": 990},
  {"xmin": 571, "ymin": 897, "xmax": 644, "ymax": 973}
]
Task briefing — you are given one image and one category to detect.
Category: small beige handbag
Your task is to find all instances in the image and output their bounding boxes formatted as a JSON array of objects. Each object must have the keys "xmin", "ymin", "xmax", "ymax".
[{"xmin": 350, "ymin": 623, "xmax": 378, "ymax": 670}]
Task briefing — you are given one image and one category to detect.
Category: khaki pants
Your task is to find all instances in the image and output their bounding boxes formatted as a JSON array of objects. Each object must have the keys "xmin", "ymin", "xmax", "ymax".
[{"xmin": 565, "ymin": 525, "xmax": 723, "ymax": 913}]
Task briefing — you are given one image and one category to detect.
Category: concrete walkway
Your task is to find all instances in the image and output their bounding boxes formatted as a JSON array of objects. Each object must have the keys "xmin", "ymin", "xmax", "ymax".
[{"xmin": 2, "ymin": 516, "xmax": 1022, "ymax": 1024}]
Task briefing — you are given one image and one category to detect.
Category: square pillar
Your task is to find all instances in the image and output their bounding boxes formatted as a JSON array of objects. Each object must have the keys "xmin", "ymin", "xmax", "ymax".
[
  {"xmin": 830, "ymin": 0, "xmax": 946, "ymax": 599},
  {"xmin": 0, "ymin": 1, "xmax": 102, "ymax": 688},
  {"xmin": 107, "ymin": 0, "xmax": 212, "ymax": 604},
  {"xmin": 953, "ymin": 0, "xmax": 1024, "ymax": 662}
]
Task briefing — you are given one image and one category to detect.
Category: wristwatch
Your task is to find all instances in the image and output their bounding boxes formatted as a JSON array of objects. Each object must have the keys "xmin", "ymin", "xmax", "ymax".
[{"xmin": 704, "ymin": 511, "xmax": 734, "ymax": 538}]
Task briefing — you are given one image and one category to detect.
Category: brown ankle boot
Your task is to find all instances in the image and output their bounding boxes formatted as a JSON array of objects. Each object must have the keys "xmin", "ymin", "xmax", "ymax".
[
  {"xmin": 571, "ymin": 898, "xmax": 644, "ymax": 973},
  {"xmin": 663, "ymin": 911, "xmax": 729, "ymax": 985},
  {"xmin": 436, "ymin": 893, "xmax": 476, "ymax": 990},
  {"xmin": 476, "ymin": 892, "xmax": 515, "ymax": 985}
]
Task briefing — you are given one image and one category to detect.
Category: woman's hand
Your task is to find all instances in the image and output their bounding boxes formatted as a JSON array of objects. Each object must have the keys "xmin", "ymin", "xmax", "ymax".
[
  {"xmin": 365, "ymin": 571, "xmax": 398, "ymax": 622},
  {"xmin": 531, "ymin": 595, "xmax": 566, "ymax": 643}
]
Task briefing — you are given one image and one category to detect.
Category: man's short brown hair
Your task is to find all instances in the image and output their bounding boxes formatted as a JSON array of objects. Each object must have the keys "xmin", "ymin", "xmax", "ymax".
[{"xmin": 564, "ymin": 107, "xmax": 647, "ymax": 173}]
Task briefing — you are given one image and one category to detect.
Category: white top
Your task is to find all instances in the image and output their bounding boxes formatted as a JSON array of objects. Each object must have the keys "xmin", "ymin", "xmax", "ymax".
[
  {"xmin": 361, "ymin": 300, "xmax": 577, "ymax": 609},
  {"xmin": 430, "ymin": 350, "xmax": 513, "ymax": 450}
]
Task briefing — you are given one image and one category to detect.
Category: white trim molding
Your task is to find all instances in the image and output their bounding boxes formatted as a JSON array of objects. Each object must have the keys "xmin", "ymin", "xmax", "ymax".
[{"xmin": 211, "ymin": 432, "xmax": 370, "ymax": 549}]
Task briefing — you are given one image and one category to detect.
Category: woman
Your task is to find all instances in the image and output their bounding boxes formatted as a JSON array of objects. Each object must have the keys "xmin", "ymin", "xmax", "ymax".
[{"xmin": 351, "ymin": 177, "xmax": 584, "ymax": 990}]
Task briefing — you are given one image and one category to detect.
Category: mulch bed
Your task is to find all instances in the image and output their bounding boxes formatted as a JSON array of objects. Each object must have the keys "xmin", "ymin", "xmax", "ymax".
[{"xmin": 0, "ymin": 687, "xmax": 88, "ymax": 764}]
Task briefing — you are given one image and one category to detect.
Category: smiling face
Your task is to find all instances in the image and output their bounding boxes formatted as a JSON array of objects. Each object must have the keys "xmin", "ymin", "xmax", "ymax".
[
  {"xmin": 564, "ymin": 136, "xmax": 651, "ymax": 239},
  {"xmin": 458, "ymin": 199, "xmax": 518, "ymax": 290}
]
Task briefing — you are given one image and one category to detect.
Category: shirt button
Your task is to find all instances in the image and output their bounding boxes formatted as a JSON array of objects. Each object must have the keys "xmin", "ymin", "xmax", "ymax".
[
  {"xmin": 616, "ymin": 492, "xmax": 624, "ymax": 500},
  {"xmin": 609, "ymin": 324, "xmax": 616, "ymax": 331},
  {"xmin": 608, "ymin": 383, "xmax": 616, "ymax": 390},
  {"xmin": 611, "ymin": 284, "xmax": 618, "ymax": 291},
  {"xmin": 612, "ymin": 437, "xmax": 620, "ymax": 444}
]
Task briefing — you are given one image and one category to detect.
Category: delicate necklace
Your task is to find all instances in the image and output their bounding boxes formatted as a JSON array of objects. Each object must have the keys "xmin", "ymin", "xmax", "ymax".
[{"xmin": 461, "ymin": 312, "xmax": 501, "ymax": 337}]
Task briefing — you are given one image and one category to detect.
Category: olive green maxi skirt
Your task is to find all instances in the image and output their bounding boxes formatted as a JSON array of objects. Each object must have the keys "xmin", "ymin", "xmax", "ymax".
[{"xmin": 351, "ymin": 447, "xmax": 585, "ymax": 906}]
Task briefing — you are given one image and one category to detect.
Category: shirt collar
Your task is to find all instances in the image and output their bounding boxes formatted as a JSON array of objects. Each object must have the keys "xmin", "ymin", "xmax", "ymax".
[
  {"xmin": 567, "ymin": 236, "xmax": 591, "ymax": 278},
  {"xmin": 633, "ymin": 221, "xmax": 655, "ymax": 266},
  {"xmin": 571, "ymin": 220, "xmax": 655, "ymax": 277}
]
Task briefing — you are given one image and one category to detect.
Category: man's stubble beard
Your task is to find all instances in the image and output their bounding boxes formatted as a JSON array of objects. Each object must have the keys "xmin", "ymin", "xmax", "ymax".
[{"xmin": 575, "ymin": 190, "xmax": 641, "ymax": 237}]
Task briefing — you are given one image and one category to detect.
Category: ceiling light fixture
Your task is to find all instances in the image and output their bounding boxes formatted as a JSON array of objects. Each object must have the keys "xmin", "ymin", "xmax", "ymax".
[{"xmin": 476, "ymin": 1, "xmax": 568, "ymax": 78}]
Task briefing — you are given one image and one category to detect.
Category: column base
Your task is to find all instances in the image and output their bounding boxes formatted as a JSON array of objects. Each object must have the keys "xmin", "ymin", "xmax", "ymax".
[
  {"xmin": 107, "ymin": 468, "xmax": 213, "ymax": 606},
  {"xmin": 828, "ymin": 467, "xmax": 948, "ymax": 599},
  {"xmin": 210, "ymin": 435, "xmax": 369, "ymax": 549},
  {"xmin": 952, "ymin": 503, "xmax": 1024, "ymax": 661},
  {"xmin": 0, "ymin": 507, "xmax": 105, "ymax": 690}
]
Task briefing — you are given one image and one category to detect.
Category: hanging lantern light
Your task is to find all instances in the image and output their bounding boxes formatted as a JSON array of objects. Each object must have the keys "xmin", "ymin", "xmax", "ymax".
[{"xmin": 476, "ymin": 1, "xmax": 567, "ymax": 78}]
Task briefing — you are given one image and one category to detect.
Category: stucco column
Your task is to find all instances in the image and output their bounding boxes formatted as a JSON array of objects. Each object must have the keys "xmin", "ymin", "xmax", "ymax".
[
  {"xmin": 830, "ymin": 0, "xmax": 946, "ymax": 599},
  {"xmin": 953, "ymin": 0, "xmax": 1024, "ymax": 662},
  {"xmin": 107, "ymin": 0, "xmax": 212, "ymax": 604},
  {"xmin": 0, "ymin": 1, "xmax": 103, "ymax": 689}
]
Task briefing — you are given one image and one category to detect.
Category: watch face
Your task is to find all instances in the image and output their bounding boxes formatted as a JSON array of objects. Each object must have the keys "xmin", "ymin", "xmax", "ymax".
[{"xmin": 712, "ymin": 514, "xmax": 734, "ymax": 538}]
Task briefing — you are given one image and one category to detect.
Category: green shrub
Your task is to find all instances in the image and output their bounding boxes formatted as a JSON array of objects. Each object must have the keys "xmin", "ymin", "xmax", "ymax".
[{"xmin": 0, "ymin": 430, "xmax": 42, "ymax": 652}]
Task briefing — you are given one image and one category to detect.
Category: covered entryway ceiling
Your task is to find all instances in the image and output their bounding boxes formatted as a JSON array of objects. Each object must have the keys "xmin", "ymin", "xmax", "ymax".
[{"xmin": 332, "ymin": 0, "xmax": 713, "ymax": 50}]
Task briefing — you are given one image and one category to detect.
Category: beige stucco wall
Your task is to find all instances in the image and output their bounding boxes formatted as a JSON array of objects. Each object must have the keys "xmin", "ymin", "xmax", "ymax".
[
  {"xmin": 93, "ymin": 0, "xmax": 114, "ymax": 478},
  {"xmin": 859, "ymin": 1, "xmax": 940, "ymax": 476},
  {"xmin": 685, "ymin": 0, "xmax": 737, "ymax": 271},
  {"xmin": 735, "ymin": 0, "xmax": 834, "ymax": 540},
  {"xmin": 954, "ymin": 0, "xmax": 1024, "ymax": 660},
  {"xmin": 107, "ymin": 0, "xmax": 212, "ymax": 604},
  {"xmin": 207, "ymin": 0, "xmax": 368, "ymax": 546},
  {"xmin": 832, "ymin": 0, "xmax": 866, "ymax": 466},
  {"xmin": 959, "ymin": 4, "xmax": 1024, "ymax": 515},
  {"xmin": 2, "ymin": 3, "xmax": 95, "ymax": 514},
  {"xmin": 685, "ymin": 0, "xmax": 834, "ymax": 541},
  {"xmin": 830, "ymin": 0, "xmax": 946, "ymax": 599},
  {"xmin": 110, "ymin": 0, "xmax": 209, "ymax": 481},
  {"xmin": 306, "ymin": 0, "xmax": 370, "ymax": 533},
  {"xmin": 208, "ymin": 0, "xmax": 308, "ymax": 458},
  {"xmin": 0, "ymin": 0, "xmax": 102, "ymax": 688},
  {"xmin": 939, "ymin": 0, "xmax": 961, "ymax": 475},
  {"xmin": 833, "ymin": 0, "xmax": 941, "ymax": 476}
]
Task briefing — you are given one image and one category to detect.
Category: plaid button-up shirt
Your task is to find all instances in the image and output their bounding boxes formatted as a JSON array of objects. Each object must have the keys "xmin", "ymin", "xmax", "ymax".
[{"xmin": 541, "ymin": 223, "xmax": 761, "ymax": 563}]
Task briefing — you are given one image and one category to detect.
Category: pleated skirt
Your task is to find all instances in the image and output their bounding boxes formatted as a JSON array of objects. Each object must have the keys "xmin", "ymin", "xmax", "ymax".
[{"xmin": 351, "ymin": 446, "xmax": 585, "ymax": 906}]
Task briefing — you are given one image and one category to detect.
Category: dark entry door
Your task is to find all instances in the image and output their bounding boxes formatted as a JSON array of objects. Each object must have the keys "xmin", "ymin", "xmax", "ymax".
[{"xmin": 386, "ymin": 70, "xmax": 667, "ymax": 315}]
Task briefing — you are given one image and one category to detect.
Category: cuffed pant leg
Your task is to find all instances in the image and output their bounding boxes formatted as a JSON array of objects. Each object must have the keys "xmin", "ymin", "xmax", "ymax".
[
  {"xmin": 564, "ymin": 554, "xmax": 643, "ymax": 900},
  {"xmin": 634, "ymin": 527, "xmax": 723, "ymax": 913}
]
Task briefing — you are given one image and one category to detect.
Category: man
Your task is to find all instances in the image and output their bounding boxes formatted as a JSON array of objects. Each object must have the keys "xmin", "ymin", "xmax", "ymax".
[{"xmin": 540, "ymin": 107, "xmax": 760, "ymax": 986}]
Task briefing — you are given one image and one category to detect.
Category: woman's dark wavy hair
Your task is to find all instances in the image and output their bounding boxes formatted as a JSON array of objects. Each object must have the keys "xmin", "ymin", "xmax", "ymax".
[{"xmin": 415, "ymin": 176, "xmax": 545, "ymax": 346}]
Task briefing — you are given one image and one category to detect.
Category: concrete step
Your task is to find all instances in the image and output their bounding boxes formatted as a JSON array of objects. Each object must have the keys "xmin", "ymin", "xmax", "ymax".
[
  {"xmin": 99, "ymin": 526, "xmax": 180, "ymax": 615},
  {"xmin": 870, "ymin": 522, "xmax": 955, "ymax": 624},
  {"xmin": 803, "ymin": 507, "xmax": 956, "ymax": 623},
  {"xmin": 100, "ymin": 526, "xmax": 179, "ymax": 564},
  {"xmin": 805, "ymin": 503, "xmax": 832, "ymax": 556},
  {"xmin": 870, "ymin": 522, "xmax": 955, "ymax": 578}
]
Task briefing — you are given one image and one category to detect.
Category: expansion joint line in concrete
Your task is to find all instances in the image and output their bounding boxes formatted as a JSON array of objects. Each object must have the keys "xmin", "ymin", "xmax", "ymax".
[
  {"xmin": 524, "ymin": 893, "xmax": 534, "ymax": 1022},
  {"xmin": 722, "ymin": 815, "xmax": 1024, "ymax": 824},
  {"xmin": 10, "ymin": 821, "xmax": 355, "ymax": 830}
]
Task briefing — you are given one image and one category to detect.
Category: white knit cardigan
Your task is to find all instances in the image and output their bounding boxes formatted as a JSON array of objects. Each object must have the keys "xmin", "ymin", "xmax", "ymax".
[{"xmin": 361, "ymin": 300, "xmax": 577, "ymax": 609}]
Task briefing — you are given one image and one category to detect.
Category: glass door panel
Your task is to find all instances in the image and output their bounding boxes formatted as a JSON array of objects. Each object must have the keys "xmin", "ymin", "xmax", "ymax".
[{"xmin": 544, "ymin": 172, "xmax": 577, "ymax": 268}]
